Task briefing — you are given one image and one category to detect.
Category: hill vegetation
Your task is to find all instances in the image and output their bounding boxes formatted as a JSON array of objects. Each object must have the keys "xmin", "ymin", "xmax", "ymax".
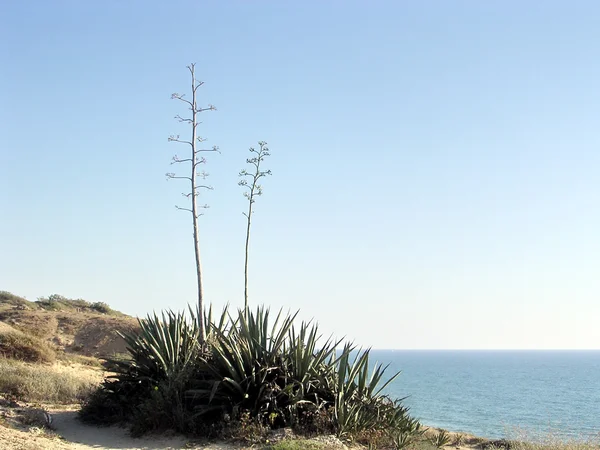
[
  {"xmin": 0, "ymin": 291, "xmax": 123, "ymax": 316},
  {"xmin": 0, "ymin": 291, "xmax": 137, "ymax": 359},
  {"xmin": 0, "ymin": 290, "xmax": 133, "ymax": 407}
]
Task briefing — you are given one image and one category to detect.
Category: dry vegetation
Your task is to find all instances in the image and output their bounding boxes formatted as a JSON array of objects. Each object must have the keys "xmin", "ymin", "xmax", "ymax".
[
  {"xmin": 0, "ymin": 326, "xmax": 56, "ymax": 363},
  {"xmin": 0, "ymin": 291, "xmax": 135, "ymax": 407},
  {"xmin": 0, "ymin": 358, "xmax": 103, "ymax": 404},
  {"xmin": 0, "ymin": 291, "xmax": 138, "ymax": 359}
]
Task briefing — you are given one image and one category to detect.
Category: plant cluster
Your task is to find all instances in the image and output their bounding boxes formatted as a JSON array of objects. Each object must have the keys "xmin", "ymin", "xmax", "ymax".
[
  {"xmin": 80, "ymin": 306, "xmax": 420, "ymax": 443},
  {"xmin": 429, "ymin": 429, "xmax": 451, "ymax": 448}
]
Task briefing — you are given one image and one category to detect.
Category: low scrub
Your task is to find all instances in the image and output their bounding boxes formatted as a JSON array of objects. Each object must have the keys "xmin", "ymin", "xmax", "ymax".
[
  {"xmin": 0, "ymin": 357, "xmax": 102, "ymax": 403},
  {"xmin": 0, "ymin": 291, "xmax": 35, "ymax": 309},
  {"xmin": 0, "ymin": 290, "xmax": 124, "ymax": 316},
  {"xmin": 35, "ymin": 294, "xmax": 123, "ymax": 316},
  {"xmin": 0, "ymin": 330, "xmax": 56, "ymax": 363},
  {"xmin": 81, "ymin": 305, "xmax": 421, "ymax": 445}
]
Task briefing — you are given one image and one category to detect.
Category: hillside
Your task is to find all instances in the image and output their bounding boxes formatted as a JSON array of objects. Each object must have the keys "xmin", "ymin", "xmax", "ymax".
[{"xmin": 0, "ymin": 291, "xmax": 138, "ymax": 359}]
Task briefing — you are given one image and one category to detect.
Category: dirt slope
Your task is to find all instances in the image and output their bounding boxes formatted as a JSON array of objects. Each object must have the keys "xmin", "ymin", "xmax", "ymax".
[{"xmin": 0, "ymin": 291, "xmax": 138, "ymax": 358}]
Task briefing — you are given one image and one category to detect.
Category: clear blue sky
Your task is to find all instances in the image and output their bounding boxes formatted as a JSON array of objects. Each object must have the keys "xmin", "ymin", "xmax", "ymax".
[{"xmin": 2, "ymin": 1, "xmax": 599, "ymax": 349}]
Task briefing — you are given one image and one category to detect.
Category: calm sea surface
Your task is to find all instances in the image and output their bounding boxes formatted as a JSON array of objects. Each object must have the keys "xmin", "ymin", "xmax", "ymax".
[{"xmin": 370, "ymin": 350, "xmax": 600, "ymax": 441}]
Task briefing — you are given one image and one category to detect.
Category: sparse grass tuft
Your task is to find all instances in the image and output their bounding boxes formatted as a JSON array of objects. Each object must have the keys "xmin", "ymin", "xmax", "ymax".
[
  {"xmin": 0, "ymin": 330, "xmax": 56, "ymax": 363},
  {"xmin": 0, "ymin": 357, "xmax": 102, "ymax": 403}
]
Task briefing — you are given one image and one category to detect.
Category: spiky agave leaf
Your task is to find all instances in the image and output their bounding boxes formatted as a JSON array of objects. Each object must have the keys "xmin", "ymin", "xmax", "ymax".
[
  {"xmin": 107, "ymin": 310, "xmax": 201, "ymax": 382},
  {"xmin": 327, "ymin": 344, "xmax": 407, "ymax": 437}
]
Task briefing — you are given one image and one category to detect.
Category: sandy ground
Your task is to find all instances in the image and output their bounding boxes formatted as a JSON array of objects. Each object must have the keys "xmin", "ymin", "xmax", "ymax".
[
  {"xmin": 0, "ymin": 400, "xmax": 479, "ymax": 450},
  {"xmin": 0, "ymin": 410, "xmax": 480, "ymax": 450},
  {"xmin": 0, "ymin": 408, "xmax": 248, "ymax": 450}
]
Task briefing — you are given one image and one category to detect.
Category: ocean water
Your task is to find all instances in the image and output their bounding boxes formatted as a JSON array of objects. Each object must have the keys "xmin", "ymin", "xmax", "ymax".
[{"xmin": 370, "ymin": 350, "xmax": 600, "ymax": 442}]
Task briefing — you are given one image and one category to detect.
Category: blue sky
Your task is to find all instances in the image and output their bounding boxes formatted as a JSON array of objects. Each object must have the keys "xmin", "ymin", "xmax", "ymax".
[{"xmin": 1, "ymin": 1, "xmax": 599, "ymax": 349}]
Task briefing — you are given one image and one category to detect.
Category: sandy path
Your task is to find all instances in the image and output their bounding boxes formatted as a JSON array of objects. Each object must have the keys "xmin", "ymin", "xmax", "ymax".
[
  {"xmin": 50, "ymin": 410, "xmax": 193, "ymax": 449},
  {"xmin": 0, "ymin": 409, "xmax": 244, "ymax": 450}
]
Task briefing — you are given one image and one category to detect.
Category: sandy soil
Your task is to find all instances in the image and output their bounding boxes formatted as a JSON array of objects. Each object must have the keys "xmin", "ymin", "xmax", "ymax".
[
  {"xmin": 0, "ymin": 407, "xmax": 249, "ymax": 450},
  {"xmin": 0, "ymin": 409, "xmax": 481, "ymax": 450}
]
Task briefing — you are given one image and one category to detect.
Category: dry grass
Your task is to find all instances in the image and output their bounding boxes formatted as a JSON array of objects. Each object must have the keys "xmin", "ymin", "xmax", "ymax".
[
  {"xmin": 57, "ymin": 352, "xmax": 103, "ymax": 367},
  {"xmin": 3, "ymin": 312, "xmax": 59, "ymax": 340},
  {"xmin": 0, "ymin": 357, "xmax": 103, "ymax": 403},
  {"xmin": 505, "ymin": 440, "xmax": 600, "ymax": 450},
  {"xmin": 0, "ymin": 329, "xmax": 56, "ymax": 363},
  {"xmin": 1, "ymin": 291, "xmax": 139, "ymax": 359},
  {"xmin": 0, "ymin": 291, "xmax": 35, "ymax": 309},
  {"xmin": 495, "ymin": 428, "xmax": 600, "ymax": 450}
]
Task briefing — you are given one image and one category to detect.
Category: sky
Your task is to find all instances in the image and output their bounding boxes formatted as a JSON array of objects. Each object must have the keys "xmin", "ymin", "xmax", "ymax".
[{"xmin": 1, "ymin": 1, "xmax": 599, "ymax": 349}]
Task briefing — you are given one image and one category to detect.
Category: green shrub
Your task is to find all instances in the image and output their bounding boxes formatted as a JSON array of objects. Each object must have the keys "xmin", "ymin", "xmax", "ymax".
[
  {"xmin": 79, "ymin": 378, "xmax": 139, "ymax": 425},
  {"xmin": 0, "ymin": 330, "xmax": 56, "ymax": 363},
  {"xmin": 90, "ymin": 302, "xmax": 112, "ymax": 314},
  {"xmin": 64, "ymin": 298, "xmax": 92, "ymax": 309},
  {"xmin": 36, "ymin": 296, "xmax": 66, "ymax": 311}
]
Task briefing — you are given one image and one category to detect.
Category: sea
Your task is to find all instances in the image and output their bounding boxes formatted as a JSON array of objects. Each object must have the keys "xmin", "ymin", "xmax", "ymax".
[{"xmin": 370, "ymin": 350, "xmax": 600, "ymax": 442}]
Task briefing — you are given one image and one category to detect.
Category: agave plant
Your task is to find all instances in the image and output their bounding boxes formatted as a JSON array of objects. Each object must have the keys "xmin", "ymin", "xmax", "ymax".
[
  {"xmin": 107, "ymin": 309, "xmax": 201, "ymax": 382},
  {"xmin": 454, "ymin": 433, "xmax": 465, "ymax": 446},
  {"xmin": 81, "ymin": 309, "xmax": 207, "ymax": 433},
  {"xmin": 188, "ymin": 306, "xmax": 302, "ymax": 423},
  {"xmin": 430, "ymin": 429, "xmax": 452, "ymax": 448},
  {"xmin": 82, "ymin": 303, "xmax": 420, "ymax": 441},
  {"xmin": 328, "ymin": 343, "xmax": 404, "ymax": 437},
  {"xmin": 390, "ymin": 431, "xmax": 414, "ymax": 449},
  {"xmin": 284, "ymin": 320, "xmax": 341, "ymax": 402}
]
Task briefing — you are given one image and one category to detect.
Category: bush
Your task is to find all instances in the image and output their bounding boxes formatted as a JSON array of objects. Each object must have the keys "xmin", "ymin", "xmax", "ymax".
[
  {"xmin": 79, "ymin": 378, "xmax": 137, "ymax": 425},
  {"xmin": 0, "ymin": 330, "xmax": 56, "ymax": 363},
  {"xmin": 80, "ymin": 305, "xmax": 419, "ymax": 443},
  {"xmin": 0, "ymin": 358, "xmax": 101, "ymax": 403},
  {"xmin": 90, "ymin": 302, "xmax": 112, "ymax": 314}
]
